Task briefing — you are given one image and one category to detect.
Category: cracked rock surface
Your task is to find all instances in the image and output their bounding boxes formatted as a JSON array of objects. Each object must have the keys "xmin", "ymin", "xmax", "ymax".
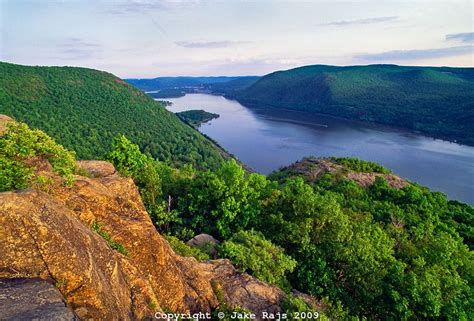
[{"xmin": 0, "ymin": 160, "xmax": 285, "ymax": 320}]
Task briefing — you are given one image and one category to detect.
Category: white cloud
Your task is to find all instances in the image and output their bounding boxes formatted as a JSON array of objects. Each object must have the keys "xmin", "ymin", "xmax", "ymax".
[
  {"xmin": 354, "ymin": 45, "xmax": 473, "ymax": 62},
  {"xmin": 175, "ymin": 40, "xmax": 252, "ymax": 49},
  {"xmin": 320, "ymin": 16, "xmax": 398, "ymax": 27}
]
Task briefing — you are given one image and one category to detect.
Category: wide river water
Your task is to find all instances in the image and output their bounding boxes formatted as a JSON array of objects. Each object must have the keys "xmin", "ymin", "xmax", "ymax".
[{"xmin": 166, "ymin": 93, "xmax": 474, "ymax": 205}]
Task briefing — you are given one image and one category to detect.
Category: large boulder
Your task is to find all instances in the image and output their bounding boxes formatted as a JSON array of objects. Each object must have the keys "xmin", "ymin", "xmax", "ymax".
[
  {"xmin": 187, "ymin": 233, "xmax": 220, "ymax": 257},
  {"xmin": 0, "ymin": 162, "xmax": 285, "ymax": 320},
  {"xmin": 75, "ymin": 160, "xmax": 116, "ymax": 178}
]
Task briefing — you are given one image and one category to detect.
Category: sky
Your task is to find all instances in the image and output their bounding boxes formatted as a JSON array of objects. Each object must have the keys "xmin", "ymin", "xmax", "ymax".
[{"xmin": 0, "ymin": 0, "xmax": 472, "ymax": 77}]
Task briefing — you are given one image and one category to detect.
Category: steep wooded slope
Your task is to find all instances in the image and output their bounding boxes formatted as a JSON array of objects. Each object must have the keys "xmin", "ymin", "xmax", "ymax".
[
  {"xmin": 233, "ymin": 64, "xmax": 474, "ymax": 145},
  {"xmin": 0, "ymin": 62, "xmax": 226, "ymax": 168}
]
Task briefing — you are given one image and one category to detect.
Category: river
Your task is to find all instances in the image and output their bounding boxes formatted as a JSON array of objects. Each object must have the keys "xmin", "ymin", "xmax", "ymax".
[{"xmin": 165, "ymin": 93, "xmax": 474, "ymax": 205}]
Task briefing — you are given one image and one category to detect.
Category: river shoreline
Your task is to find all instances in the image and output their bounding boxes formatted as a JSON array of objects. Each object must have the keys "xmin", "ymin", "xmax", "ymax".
[{"xmin": 165, "ymin": 93, "xmax": 474, "ymax": 204}]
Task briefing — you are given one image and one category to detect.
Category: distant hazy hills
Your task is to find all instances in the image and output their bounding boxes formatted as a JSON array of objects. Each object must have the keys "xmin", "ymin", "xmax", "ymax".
[
  {"xmin": 129, "ymin": 64, "xmax": 474, "ymax": 145},
  {"xmin": 125, "ymin": 76, "xmax": 260, "ymax": 92}
]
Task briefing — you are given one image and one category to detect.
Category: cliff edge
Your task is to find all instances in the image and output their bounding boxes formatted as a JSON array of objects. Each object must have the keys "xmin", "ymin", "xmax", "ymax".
[{"xmin": 0, "ymin": 117, "xmax": 285, "ymax": 320}]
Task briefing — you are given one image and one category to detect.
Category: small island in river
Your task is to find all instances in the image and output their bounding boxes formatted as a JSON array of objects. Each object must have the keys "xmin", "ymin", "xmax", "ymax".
[{"xmin": 176, "ymin": 109, "xmax": 220, "ymax": 128}]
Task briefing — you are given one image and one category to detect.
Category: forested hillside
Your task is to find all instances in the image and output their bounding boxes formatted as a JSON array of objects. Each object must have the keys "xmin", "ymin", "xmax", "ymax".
[
  {"xmin": 0, "ymin": 62, "xmax": 226, "ymax": 168},
  {"xmin": 231, "ymin": 64, "xmax": 474, "ymax": 145}
]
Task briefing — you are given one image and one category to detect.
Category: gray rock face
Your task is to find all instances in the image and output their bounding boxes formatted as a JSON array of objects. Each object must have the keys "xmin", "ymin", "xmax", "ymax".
[
  {"xmin": 0, "ymin": 278, "xmax": 77, "ymax": 321},
  {"xmin": 187, "ymin": 233, "xmax": 219, "ymax": 256},
  {"xmin": 187, "ymin": 233, "xmax": 219, "ymax": 247}
]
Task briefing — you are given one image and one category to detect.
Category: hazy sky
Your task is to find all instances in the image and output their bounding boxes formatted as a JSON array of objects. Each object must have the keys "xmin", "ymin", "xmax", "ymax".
[{"xmin": 0, "ymin": 0, "xmax": 472, "ymax": 77}]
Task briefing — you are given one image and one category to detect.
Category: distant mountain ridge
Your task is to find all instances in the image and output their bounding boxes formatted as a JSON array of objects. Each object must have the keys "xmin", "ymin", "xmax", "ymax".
[
  {"xmin": 125, "ymin": 76, "xmax": 260, "ymax": 92},
  {"xmin": 230, "ymin": 64, "xmax": 474, "ymax": 145}
]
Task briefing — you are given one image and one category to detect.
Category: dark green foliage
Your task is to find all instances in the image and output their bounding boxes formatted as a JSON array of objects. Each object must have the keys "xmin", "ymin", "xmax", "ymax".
[
  {"xmin": 0, "ymin": 122, "xmax": 76, "ymax": 191},
  {"xmin": 170, "ymin": 156, "xmax": 472, "ymax": 319},
  {"xmin": 163, "ymin": 235, "xmax": 210, "ymax": 260},
  {"xmin": 176, "ymin": 159, "xmax": 271, "ymax": 239},
  {"xmin": 0, "ymin": 61, "xmax": 226, "ymax": 168},
  {"xmin": 91, "ymin": 221, "xmax": 129, "ymax": 256},
  {"xmin": 4, "ymin": 60, "xmax": 472, "ymax": 319},
  {"xmin": 265, "ymin": 171, "xmax": 473, "ymax": 320},
  {"xmin": 218, "ymin": 230, "xmax": 296, "ymax": 287},
  {"xmin": 156, "ymin": 100, "xmax": 173, "ymax": 106},
  {"xmin": 176, "ymin": 110, "xmax": 219, "ymax": 128},
  {"xmin": 440, "ymin": 200, "xmax": 474, "ymax": 250},
  {"xmin": 331, "ymin": 157, "xmax": 390, "ymax": 173},
  {"xmin": 232, "ymin": 64, "xmax": 474, "ymax": 145}
]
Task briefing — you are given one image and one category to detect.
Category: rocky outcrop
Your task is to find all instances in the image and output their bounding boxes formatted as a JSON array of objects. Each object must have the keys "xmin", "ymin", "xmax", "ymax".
[
  {"xmin": 277, "ymin": 157, "xmax": 408, "ymax": 189},
  {"xmin": 0, "ymin": 278, "xmax": 77, "ymax": 321},
  {"xmin": 0, "ymin": 159, "xmax": 285, "ymax": 320},
  {"xmin": 346, "ymin": 170, "xmax": 407, "ymax": 189},
  {"xmin": 209, "ymin": 261, "xmax": 283, "ymax": 313},
  {"xmin": 76, "ymin": 160, "xmax": 116, "ymax": 177}
]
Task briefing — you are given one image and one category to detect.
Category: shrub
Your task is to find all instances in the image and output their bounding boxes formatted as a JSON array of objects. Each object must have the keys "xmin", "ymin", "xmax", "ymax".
[
  {"xmin": 177, "ymin": 160, "xmax": 270, "ymax": 238},
  {"xmin": 331, "ymin": 157, "xmax": 390, "ymax": 173},
  {"xmin": 218, "ymin": 230, "xmax": 296, "ymax": 287},
  {"xmin": 0, "ymin": 156, "xmax": 34, "ymax": 191},
  {"xmin": 107, "ymin": 134, "xmax": 148, "ymax": 177},
  {"xmin": 0, "ymin": 122, "xmax": 76, "ymax": 191}
]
